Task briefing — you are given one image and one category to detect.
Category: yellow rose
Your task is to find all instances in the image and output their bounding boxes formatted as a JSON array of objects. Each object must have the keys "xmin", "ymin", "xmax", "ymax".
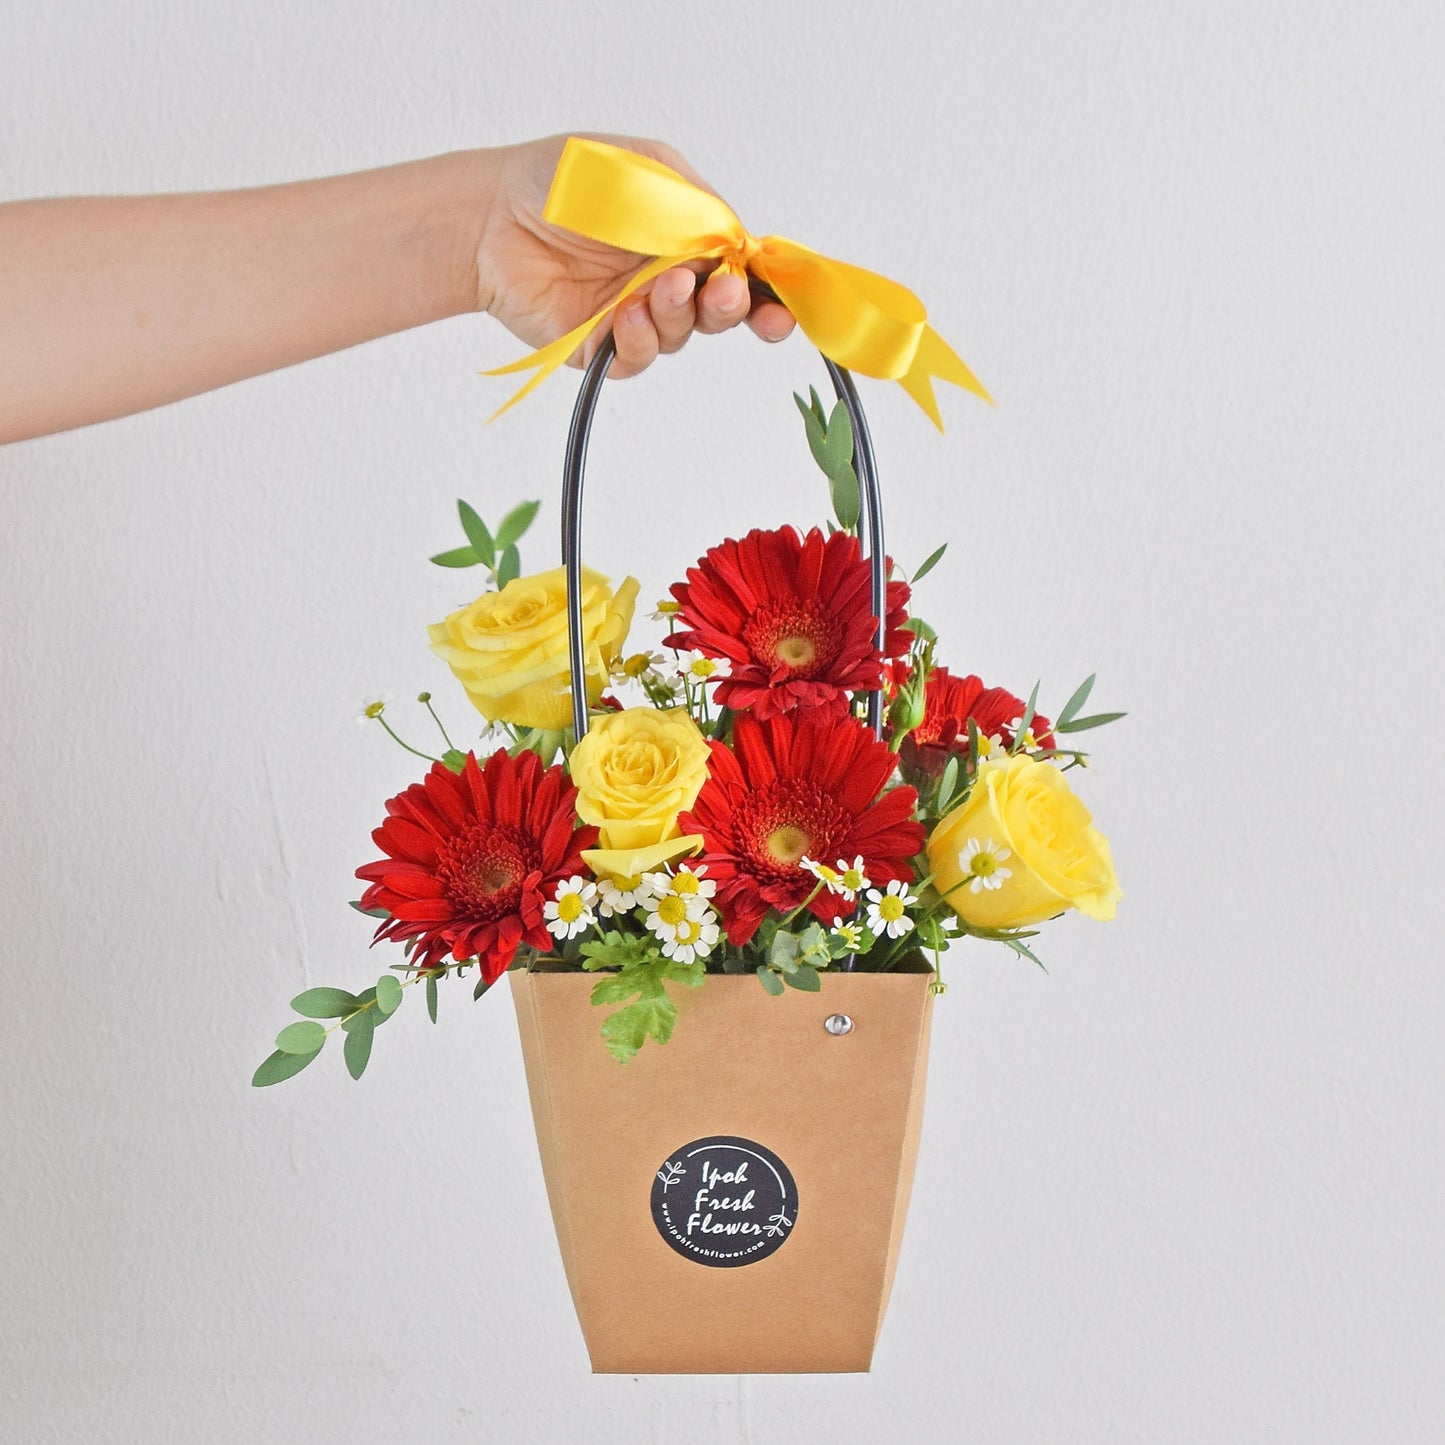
[
  {"xmin": 569, "ymin": 707, "xmax": 711, "ymax": 878},
  {"xmin": 428, "ymin": 566, "xmax": 639, "ymax": 730},
  {"xmin": 927, "ymin": 755, "xmax": 1121, "ymax": 929}
]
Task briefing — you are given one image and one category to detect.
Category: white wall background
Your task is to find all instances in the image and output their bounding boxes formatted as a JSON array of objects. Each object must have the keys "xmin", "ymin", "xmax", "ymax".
[{"xmin": 3, "ymin": 2, "xmax": 1442, "ymax": 1441}]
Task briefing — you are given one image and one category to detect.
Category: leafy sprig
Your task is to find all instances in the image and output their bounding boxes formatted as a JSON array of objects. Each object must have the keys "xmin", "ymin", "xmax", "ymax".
[{"xmin": 430, "ymin": 498, "xmax": 540, "ymax": 589}]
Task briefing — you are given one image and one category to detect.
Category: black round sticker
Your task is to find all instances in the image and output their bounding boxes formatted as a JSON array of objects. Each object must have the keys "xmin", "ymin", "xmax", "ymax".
[{"xmin": 650, "ymin": 1135, "xmax": 798, "ymax": 1268}]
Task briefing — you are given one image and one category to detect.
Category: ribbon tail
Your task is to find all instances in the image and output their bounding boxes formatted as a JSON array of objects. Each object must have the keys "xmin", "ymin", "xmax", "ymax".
[
  {"xmin": 480, "ymin": 255, "xmax": 682, "ymax": 422},
  {"xmin": 898, "ymin": 325, "xmax": 993, "ymax": 430}
]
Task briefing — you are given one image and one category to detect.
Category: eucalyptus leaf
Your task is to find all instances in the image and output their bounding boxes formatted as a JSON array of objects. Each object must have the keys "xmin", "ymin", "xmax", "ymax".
[
  {"xmin": 756, "ymin": 966, "xmax": 784, "ymax": 997},
  {"xmin": 912, "ymin": 543, "xmax": 948, "ymax": 584},
  {"xmin": 252, "ymin": 1048, "xmax": 321, "ymax": 1088},
  {"xmin": 456, "ymin": 500, "xmax": 496, "ymax": 567},
  {"xmin": 1054, "ymin": 710, "xmax": 1126, "ymax": 733},
  {"xmin": 937, "ymin": 755, "xmax": 960, "ymax": 814},
  {"xmin": 290, "ymin": 987, "xmax": 361, "ymax": 1019},
  {"xmin": 783, "ymin": 964, "xmax": 822, "ymax": 992},
  {"xmin": 275, "ymin": 1020, "xmax": 326, "ymax": 1055},
  {"xmin": 343, "ymin": 1010, "xmax": 374, "ymax": 1080},
  {"xmin": 821, "ymin": 401, "xmax": 854, "ymax": 478},
  {"xmin": 495, "ymin": 499, "xmax": 540, "ymax": 548},
  {"xmin": 430, "ymin": 545, "xmax": 480, "ymax": 569},
  {"xmin": 375, "ymin": 974, "xmax": 403, "ymax": 1016},
  {"xmin": 1056, "ymin": 673, "xmax": 1096, "ymax": 727},
  {"xmin": 830, "ymin": 464, "xmax": 860, "ymax": 532}
]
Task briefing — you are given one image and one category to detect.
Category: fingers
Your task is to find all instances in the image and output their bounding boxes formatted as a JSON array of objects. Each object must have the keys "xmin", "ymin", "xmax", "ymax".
[
  {"xmin": 746, "ymin": 298, "xmax": 795, "ymax": 345},
  {"xmin": 694, "ymin": 271, "xmax": 750, "ymax": 335},
  {"xmin": 607, "ymin": 295, "xmax": 660, "ymax": 381},
  {"xmin": 604, "ymin": 265, "xmax": 796, "ymax": 380}
]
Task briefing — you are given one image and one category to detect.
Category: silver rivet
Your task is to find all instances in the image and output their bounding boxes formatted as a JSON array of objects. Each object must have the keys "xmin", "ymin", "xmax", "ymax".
[{"xmin": 824, "ymin": 1013, "xmax": 854, "ymax": 1036}]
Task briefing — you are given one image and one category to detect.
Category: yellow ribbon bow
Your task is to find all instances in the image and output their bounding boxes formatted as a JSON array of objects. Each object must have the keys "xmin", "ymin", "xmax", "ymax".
[{"xmin": 484, "ymin": 138, "xmax": 991, "ymax": 429}]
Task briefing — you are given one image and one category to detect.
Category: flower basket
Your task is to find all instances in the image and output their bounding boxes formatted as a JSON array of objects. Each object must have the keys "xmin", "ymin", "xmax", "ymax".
[
  {"xmin": 515, "ymin": 326, "xmax": 933, "ymax": 1374},
  {"xmin": 512, "ymin": 959, "xmax": 934, "ymax": 1374}
]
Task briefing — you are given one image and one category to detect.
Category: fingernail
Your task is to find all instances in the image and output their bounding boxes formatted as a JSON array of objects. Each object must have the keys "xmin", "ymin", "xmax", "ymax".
[{"xmin": 621, "ymin": 302, "xmax": 647, "ymax": 326}]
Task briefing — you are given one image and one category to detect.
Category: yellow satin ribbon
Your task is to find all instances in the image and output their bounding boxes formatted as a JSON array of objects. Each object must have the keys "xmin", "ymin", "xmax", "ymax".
[{"xmin": 484, "ymin": 138, "xmax": 991, "ymax": 429}]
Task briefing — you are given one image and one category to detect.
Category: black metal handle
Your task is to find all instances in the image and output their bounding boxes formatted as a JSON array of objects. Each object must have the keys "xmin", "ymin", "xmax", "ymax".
[{"xmin": 561, "ymin": 335, "xmax": 888, "ymax": 742}]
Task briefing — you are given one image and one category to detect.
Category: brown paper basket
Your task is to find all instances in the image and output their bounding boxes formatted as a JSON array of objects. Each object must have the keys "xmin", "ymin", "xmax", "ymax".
[
  {"xmin": 511, "ymin": 962, "xmax": 935, "ymax": 1374},
  {"xmin": 518, "ymin": 314, "xmax": 934, "ymax": 1374}
]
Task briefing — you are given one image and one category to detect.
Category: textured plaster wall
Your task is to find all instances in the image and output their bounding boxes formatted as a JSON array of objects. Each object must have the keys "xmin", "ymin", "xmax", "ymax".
[{"xmin": 2, "ymin": 3, "xmax": 1443, "ymax": 1442}]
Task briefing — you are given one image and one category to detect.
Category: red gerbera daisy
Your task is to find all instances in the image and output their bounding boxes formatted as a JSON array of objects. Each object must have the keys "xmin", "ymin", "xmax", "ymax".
[
  {"xmin": 355, "ymin": 749, "xmax": 598, "ymax": 984},
  {"xmin": 902, "ymin": 666, "xmax": 1055, "ymax": 776},
  {"xmin": 678, "ymin": 711, "xmax": 924, "ymax": 946},
  {"xmin": 666, "ymin": 525, "xmax": 911, "ymax": 720}
]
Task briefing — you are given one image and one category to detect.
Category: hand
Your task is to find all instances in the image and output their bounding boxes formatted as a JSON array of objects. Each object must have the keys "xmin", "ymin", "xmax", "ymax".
[{"xmin": 473, "ymin": 134, "xmax": 795, "ymax": 380}]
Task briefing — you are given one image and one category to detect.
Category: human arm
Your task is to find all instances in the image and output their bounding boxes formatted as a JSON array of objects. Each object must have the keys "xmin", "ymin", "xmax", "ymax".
[{"xmin": 0, "ymin": 135, "xmax": 793, "ymax": 444}]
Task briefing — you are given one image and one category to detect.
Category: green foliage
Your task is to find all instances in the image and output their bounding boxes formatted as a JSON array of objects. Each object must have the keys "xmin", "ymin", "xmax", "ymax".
[
  {"xmin": 1053, "ymin": 673, "xmax": 1125, "ymax": 736},
  {"xmin": 429, "ymin": 545, "xmax": 479, "ymax": 569},
  {"xmin": 495, "ymin": 500, "xmax": 540, "ymax": 548},
  {"xmin": 431, "ymin": 497, "xmax": 541, "ymax": 589},
  {"xmin": 425, "ymin": 972, "xmax": 439, "ymax": 1024},
  {"xmin": 440, "ymin": 749, "xmax": 468, "ymax": 773},
  {"xmin": 375, "ymin": 974, "xmax": 403, "ymax": 1016},
  {"xmin": 1010, "ymin": 681, "xmax": 1040, "ymax": 753},
  {"xmin": 794, "ymin": 387, "xmax": 860, "ymax": 531},
  {"xmin": 912, "ymin": 543, "xmax": 948, "ymax": 584},
  {"xmin": 275, "ymin": 1021, "xmax": 326, "ymax": 1055},
  {"xmin": 342, "ymin": 1008, "xmax": 375, "ymax": 1079},
  {"xmin": 456, "ymin": 500, "xmax": 496, "ymax": 567},
  {"xmin": 1055, "ymin": 711, "xmax": 1126, "ymax": 734},
  {"xmin": 783, "ymin": 964, "xmax": 822, "ymax": 992},
  {"xmin": 348, "ymin": 901, "xmax": 390, "ymax": 920},
  {"xmin": 290, "ymin": 987, "xmax": 361, "ymax": 1018},
  {"xmin": 756, "ymin": 965, "xmax": 784, "ymax": 996},
  {"xmin": 252, "ymin": 1048, "xmax": 322, "ymax": 1087},
  {"xmin": 586, "ymin": 951, "xmax": 705, "ymax": 1063}
]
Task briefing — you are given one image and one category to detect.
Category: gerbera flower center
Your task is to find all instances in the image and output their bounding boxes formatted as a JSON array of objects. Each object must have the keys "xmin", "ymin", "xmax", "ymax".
[
  {"xmin": 436, "ymin": 823, "xmax": 532, "ymax": 917},
  {"xmin": 735, "ymin": 780, "xmax": 852, "ymax": 881},
  {"xmin": 767, "ymin": 824, "xmax": 813, "ymax": 865},
  {"xmin": 745, "ymin": 603, "xmax": 839, "ymax": 679}
]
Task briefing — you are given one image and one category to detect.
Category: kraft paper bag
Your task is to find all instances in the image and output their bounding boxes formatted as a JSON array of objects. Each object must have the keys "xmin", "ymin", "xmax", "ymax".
[{"xmin": 510, "ymin": 962, "xmax": 935, "ymax": 1374}]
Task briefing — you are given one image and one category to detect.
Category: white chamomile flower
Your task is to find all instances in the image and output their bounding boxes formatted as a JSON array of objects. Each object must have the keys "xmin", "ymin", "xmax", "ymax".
[
  {"xmin": 829, "ymin": 856, "xmax": 871, "ymax": 901},
  {"xmin": 865, "ymin": 879, "xmax": 918, "ymax": 939},
  {"xmin": 596, "ymin": 872, "xmax": 653, "ymax": 917},
  {"xmin": 958, "ymin": 837, "xmax": 1013, "ymax": 894},
  {"xmin": 975, "ymin": 731, "xmax": 1007, "ymax": 763},
  {"xmin": 646, "ymin": 863, "xmax": 717, "ymax": 906},
  {"xmin": 659, "ymin": 911, "xmax": 721, "ymax": 966},
  {"xmin": 801, "ymin": 856, "xmax": 842, "ymax": 890},
  {"xmin": 678, "ymin": 652, "xmax": 731, "ymax": 685},
  {"xmin": 544, "ymin": 877, "xmax": 598, "ymax": 940},
  {"xmin": 611, "ymin": 651, "xmax": 667, "ymax": 687},
  {"xmin": 650, "ymin": 599, "xmax": 683, "ymax": 623},
  {"xmin": 646, "ymin": 888, "xmax": 717, "ymax": 944},
  {"xmin": 357, "ymin": 692, "xmax": 394, "ymax": 724},
  {"xmin": 832, "ymin": 920, "xmax": 865, "ymax": 952}
]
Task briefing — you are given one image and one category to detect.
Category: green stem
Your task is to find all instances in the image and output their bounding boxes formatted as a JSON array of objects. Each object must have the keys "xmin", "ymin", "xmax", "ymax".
[
  {"xmin": 375, "ymin": 716, "xmax": 438, "ymax": 764},
  {"xmin": 421, "ymin": 697, "xmax": 456, "ymax": 750}
]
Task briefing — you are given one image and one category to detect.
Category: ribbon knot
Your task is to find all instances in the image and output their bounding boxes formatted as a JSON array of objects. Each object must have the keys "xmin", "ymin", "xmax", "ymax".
[{"xmin": 484, "ymin": 138, "xmax": 991, "ymax": 429}]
